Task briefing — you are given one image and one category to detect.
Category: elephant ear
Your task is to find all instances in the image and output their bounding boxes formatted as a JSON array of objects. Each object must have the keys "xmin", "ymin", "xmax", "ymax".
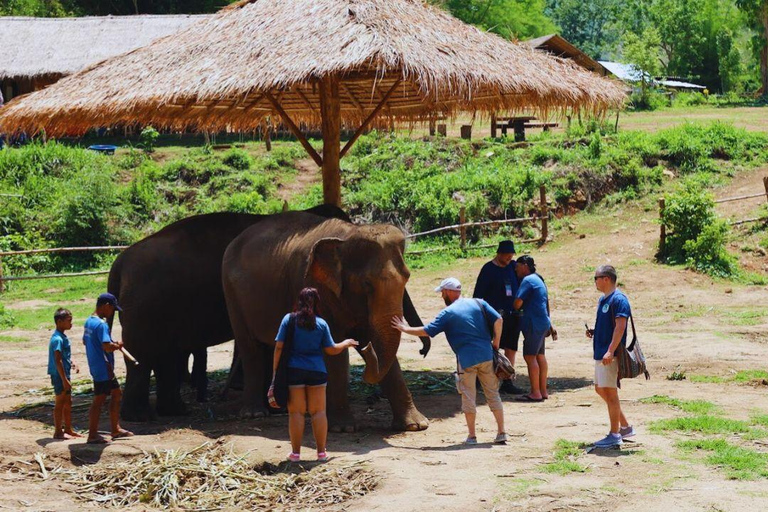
[{"xmin": 305, "ymin": 238, "xmax": 344, "ymax": 298}]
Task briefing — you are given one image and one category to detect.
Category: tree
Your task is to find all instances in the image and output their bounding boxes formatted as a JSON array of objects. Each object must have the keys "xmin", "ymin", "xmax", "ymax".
[
  {"xmin": 623, "ymin": 28, "xmax": 663, "ymax": 97},
  {"xmin": 545, "ymin": 0, "xmax": 625, "ymax": 59},
  {"xmin": 433, "ymin": 0, "xmax": 558, "ymax": 41},
  {"xmin": 736, "ymin": 0, "xmax": 768, "ymax": 97}
]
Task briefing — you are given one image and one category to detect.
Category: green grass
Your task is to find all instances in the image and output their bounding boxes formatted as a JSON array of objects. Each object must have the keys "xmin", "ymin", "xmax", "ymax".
[
  {"xmin": 750, "ymin": 412, "xmax": 768, "ymax": 427},
  {"xmin": 723, "ymin": 309, "xmax": 767, "ymax": 326},
  {"xmin": 539, "ymin": 439, "xmax": 589, "ymax": 475},
  {"xmin": 0, "ymin": 273, "xmax": 109, "ymax": 303},
  {"xmin": 0, "ymin": 334, "xmax": 26, "ymax": 343},
  {"xmin": 677, "ymin": 439, "xmax": 768, "ymax": 480},
  {"xmin": 640, "ymin": 395, "xmax": 720, "ymax": 415},
  {"xmin": 6, "ymin": 303, "xmax": 96, "ymax": 331},
  {"xmin": 650, "ymin": 415, "xmax": 752, "ymax": 435},
  {"xmin": 689, "ymin": 370, "xmax": 768, "ymax": 384},
  {"xmin": 672, "ymin": 306, "xmax": 713, "ymax": 321}
]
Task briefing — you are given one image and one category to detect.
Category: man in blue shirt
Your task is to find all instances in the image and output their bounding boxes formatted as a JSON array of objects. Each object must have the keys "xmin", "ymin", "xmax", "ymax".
[
  {"xmin": 586, "ymin": 265, "xmax": 635, "ymax": 448},
  {"xmin": 392, "ymin": 277, "xmax": 508, "ymax": 445},
  {"xmin": 48, "ymin": 308, "xmax": 81, "ymax": 439},
  {"xmin": 83, "ymin": 293, "xmax": 133, "ymax": 444},
  {"xmin": 473, "ymin": 240, "xmax": 523, "ymax": 394}
]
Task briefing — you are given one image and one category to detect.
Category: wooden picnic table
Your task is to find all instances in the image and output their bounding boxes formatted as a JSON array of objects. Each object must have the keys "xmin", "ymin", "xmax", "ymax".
[{"xmin": 491, "ymin": 115, "xmax": 557, "ymax": 141}]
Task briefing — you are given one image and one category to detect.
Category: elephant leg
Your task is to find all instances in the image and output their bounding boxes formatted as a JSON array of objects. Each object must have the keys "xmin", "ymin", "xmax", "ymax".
[
  {"xmin": 178, "ymin": 351, "xmax": 192, "ymax": 385},
  {"xmin": 326, "ymin": 351, "xmax": 356, "ymax": 433},
  {"xmin": 121, "ymin": 360, "xmax": 154, "ymax": 422},
  {"xmin": 191, "ymin": 348, "xmax": 208, "ymax": 403},
  {"xmin": 380, "ymin": 358, "xmax": 429, "ymax": 431},
  {"xmin": 239, "ymin": 343, "xmax": 270, "ymax": 419},
  {"xmin": 155, "ymin": 356, "xmax": 188, "ymax": 416}
]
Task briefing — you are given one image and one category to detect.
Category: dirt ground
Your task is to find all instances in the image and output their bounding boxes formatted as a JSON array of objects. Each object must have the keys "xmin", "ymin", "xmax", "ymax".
[{"xmin": 1, "ymin": 168, "xmax": 767, "ymax": 511}]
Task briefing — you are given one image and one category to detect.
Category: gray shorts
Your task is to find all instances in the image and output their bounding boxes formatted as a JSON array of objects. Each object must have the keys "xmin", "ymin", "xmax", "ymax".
[{"xmin": 522, "ymin": 330, "xmax": 547, "ymax": 356}]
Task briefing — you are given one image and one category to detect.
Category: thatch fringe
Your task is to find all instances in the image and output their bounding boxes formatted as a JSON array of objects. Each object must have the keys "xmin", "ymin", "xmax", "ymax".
[{"xmin": 0, "ymin": 0, "xmax": 626, "ymax": 136}]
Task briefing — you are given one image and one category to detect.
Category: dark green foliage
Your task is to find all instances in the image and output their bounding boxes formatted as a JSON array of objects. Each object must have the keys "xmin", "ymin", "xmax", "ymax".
[
  {"xmin": 222, "ymin": 148, "xmax": 254, "ymax": 171},
  {"xmin": 138, "ymin": 127, "xmax": 160, "ymax": 154}
]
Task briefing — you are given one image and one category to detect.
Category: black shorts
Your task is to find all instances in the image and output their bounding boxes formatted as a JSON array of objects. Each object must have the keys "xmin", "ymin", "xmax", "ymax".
[
  {"xmin": 93, "ymin": 378, "xmax": 120, "ymax": 396},
  {"xmin": 499, "ymin": 311, "xmax": 521, "ymax": 351},
  {"xmin": 287, "ymin": 368, "xmax": 328, "ymax": 388}
]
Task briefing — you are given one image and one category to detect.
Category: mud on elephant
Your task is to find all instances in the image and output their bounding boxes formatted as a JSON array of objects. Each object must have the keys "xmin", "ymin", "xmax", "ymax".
[{"xmin": 223, "ymin": 211, "xmax": 429, "ymax": 432}]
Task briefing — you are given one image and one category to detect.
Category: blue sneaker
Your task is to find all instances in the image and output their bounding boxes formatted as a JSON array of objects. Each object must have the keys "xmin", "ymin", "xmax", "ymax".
[{"xmin": 594, "ymin": 433, "xmax": 623, "ymax": 448}]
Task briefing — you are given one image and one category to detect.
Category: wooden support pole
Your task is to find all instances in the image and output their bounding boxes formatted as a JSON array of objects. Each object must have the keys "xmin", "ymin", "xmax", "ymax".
[
  {"xmin": 264, "ymin": 120, "xmax": 272, "ymax": 152},
  {"xmin": 265, "ymin": 91, "xmax": 323, "ymax": 168},
  {"xmin": 490, "ymin": 113, "xmax": 497, "ymax": 138},
  {"xmin": 340, "ymin": 79, "xmax": 401, "ymax": 159},
  {"xmin": 460, "ymin": 125, "xmax": 472, "ymax": 140},
  {"xmin": 429, "ymin": 117, "xmax": 436, "ymax": 136},
  {"xmin": 659, "ymin": 198, "xmax": 666, "ymax": 256},
  {"xmin": 539, "ymin": 185, "xmax": 548, "ymax": 243},
  {"xmin": 437, "ymin": 124, "xmax": 447, "ymax": 137},
  {"xmin": 319, "ymin": 76, "xmax": 342, "ymax": 206},
  {"xmin": 459, "ymin": 207, "xmax": 467, "ymax": 250}
]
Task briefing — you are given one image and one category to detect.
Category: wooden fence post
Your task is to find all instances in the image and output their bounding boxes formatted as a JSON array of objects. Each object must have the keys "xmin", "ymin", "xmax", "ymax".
[
  {"xmin": 659, "ymin": 198, "xmax": 666, "ymax": 255},
  {"xmin": 0, "ymin": 255, "xmax": 4, "ymax": 293},
  {"xmin": 763, "ymin": 176, "xmax": 768, "ymax": 204},
  {"xmin": 539, "ymin": 185, "xmax": 548, "ymax": 243},
  {"xmin": 459, "ymin": 206, "xmax": 467, "ymax": 250}
]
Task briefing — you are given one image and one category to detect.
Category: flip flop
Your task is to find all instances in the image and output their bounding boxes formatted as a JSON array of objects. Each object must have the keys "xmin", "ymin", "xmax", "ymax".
[
  {"xmin": 86, "ymin": 437, "xmax": 111, "ymax": 445},
  {"xmin": 516, "ymin": 395, "xmax": 544, "ymax": 402},
  {"xmin": 111, "ymin": 430, "xmax": 134, "ymax": 439}
]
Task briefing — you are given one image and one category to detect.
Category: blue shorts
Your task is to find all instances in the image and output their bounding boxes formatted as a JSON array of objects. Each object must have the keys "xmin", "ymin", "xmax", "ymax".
[
  {"xmin": 522, "ymin": 330, "xmax": 547, "ymax": 356},
  {"xmin": 51, "ymin": 374, "xmax": 70, "ymax": 396},
  {"xmin": 287, "ymin": 368, "xmax": 328, "ymax": 388}
]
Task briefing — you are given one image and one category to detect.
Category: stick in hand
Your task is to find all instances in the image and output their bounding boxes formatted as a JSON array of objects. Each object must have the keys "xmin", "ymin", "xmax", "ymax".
[{"xmin": 120, "ymin": 347, "xmax": 140, "ymax": 366}]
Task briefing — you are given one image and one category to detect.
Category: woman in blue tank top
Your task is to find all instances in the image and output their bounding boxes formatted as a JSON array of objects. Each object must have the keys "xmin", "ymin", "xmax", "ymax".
[{"xmin": 269, "ymin": 288, "xmax": 358, "ymax": 463}]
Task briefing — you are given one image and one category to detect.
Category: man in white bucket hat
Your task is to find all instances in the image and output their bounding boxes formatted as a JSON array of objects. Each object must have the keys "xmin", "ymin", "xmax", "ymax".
[{"xmin": 392, "ymin": 277, "xmax": 507, "ymax": 445}]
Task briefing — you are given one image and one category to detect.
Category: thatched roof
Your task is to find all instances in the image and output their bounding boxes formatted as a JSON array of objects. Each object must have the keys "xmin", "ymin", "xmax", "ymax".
[
  {"xmin": 0, "ymin": 15, "xmax": 210, "ymax": 80},
  {"xmin": 524, "ymin": 34, "xmax": 608, "ymax": 76},
  {"xmin": 0, "ymin": 0, "xmax": 626, "ymax": 136}
]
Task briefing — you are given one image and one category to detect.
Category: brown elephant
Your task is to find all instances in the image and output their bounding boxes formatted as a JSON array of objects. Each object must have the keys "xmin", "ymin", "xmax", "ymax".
[
  {"xmin": 222, "ymin": 211, "xmax": 429, "ymax": 432},
  {"xmin": 109, "ymin": 206, "xmax": 429, "ymax": 422}
]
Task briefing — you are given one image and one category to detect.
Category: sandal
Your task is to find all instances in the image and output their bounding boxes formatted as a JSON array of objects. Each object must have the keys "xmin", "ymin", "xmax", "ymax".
[
  {"xmin": 86, "ymin": 436, "xmax": 111, "ymax": 445},
  {"xmin": 287, "ymin": 452, "xmax": 300, "ymax": 462},
  {"xmin": 317, "ymin": 451, "xmax": 328, "ymax": 462},
  {"xmin": 516, "ymin": 395, "xmax": 544, "ymax": 402}
]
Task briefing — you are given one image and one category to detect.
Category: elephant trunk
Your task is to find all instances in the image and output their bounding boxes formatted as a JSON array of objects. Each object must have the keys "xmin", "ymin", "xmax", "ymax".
[{"xmin": 358, "ymin": 317, "xmax": 401, "ymax": 384}]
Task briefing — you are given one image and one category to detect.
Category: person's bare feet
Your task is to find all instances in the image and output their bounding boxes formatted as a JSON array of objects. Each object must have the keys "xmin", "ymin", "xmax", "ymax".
[
  {"xmin": 53, "ymin": 432, "xmax": 66, "ymax": 440},
  {"xmin": 65, "ymin": 430, "xmax": 83, "ymax": 438},
  {"xmin": 111, "ymin": 429, "xmax": 134, "ymax": 439},
  {"xmin": 86, "ymin": 435, "xmax": 111, "ymax": 444}
]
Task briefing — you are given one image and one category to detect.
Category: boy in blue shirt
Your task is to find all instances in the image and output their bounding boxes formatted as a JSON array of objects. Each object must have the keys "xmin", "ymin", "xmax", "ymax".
[
  {"xmin": 586, "ymin": 265, "xmax": 635, "ymax": 447},
  {"xmin": 48, "ymin": 308, "xmax": 81, "ymax": 439},
  {"xmin": 83, "ymin": 293, "xmax": 133, "ymax": 444}
]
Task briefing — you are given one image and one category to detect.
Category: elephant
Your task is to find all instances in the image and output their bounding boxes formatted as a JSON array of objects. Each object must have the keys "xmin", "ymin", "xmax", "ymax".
[
  {"xmin": 222, "ymin": 211, "xmax": 429, "ymax": 432},
  {"xmin": 108, "ymin": 206, "xmax": 429, "ymax": 421}
]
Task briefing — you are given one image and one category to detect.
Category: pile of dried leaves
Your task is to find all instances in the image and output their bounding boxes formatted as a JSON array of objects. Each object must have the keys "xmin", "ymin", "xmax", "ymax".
[{"xmin": 18, "ymin": 441, "xmax": 378, "ymax": 510}]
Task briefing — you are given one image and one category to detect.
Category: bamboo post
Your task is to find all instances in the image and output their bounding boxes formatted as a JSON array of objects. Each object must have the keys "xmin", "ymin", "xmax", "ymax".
[
  {"xmin": 659, "ymin": 198, "xmax": 666, "ymax": 255},
  {"xmin": 539, "ymin": 185, "xmax": 548, "ymax": 243},
  {"xmin": 459, "ymin": 207, "xmax": 467, "ymax": 250},
  {"xmin": 319, "ymin": 76, "xmax": 342, "ymax": 206}
]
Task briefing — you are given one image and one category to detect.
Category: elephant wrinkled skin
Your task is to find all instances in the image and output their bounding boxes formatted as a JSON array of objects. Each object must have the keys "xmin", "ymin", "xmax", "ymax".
[{"xmin": 222, "ymin": 212, "xmax": 429, "ymax": 432}]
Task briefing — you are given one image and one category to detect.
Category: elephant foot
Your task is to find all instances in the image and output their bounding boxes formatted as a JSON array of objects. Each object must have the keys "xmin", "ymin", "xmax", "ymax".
[
  {"xmin": 329, "ymin": 411, "xmax": 357, "ymax": 433},
  {"xmin": 156, "ymin": 400, "xmax": 188, "ymax": 417},
  {"xmin": 239, "ymin": 405, "xmax": 269, "ymax": 419},
  {"xmin": 120, "ymin": 404, "xmax": 155, "ymax": 422},
  {"xmin": 391, "ymin": 405, "xmax": 429, "ymax": 432},
  {"xmin": 196, "ymin": 390, "xmax": 208, "ymax": 403}
]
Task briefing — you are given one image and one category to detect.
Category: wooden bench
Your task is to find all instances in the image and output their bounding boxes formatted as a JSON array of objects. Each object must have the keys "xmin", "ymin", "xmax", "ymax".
[{"xmin": 491, "ymin": 115, "xmax": 558, "ymax": 141}]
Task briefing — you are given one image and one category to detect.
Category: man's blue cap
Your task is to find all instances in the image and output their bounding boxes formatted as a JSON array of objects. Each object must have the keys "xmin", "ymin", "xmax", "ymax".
[
  {"xmin": 497, "ymin": 240, "xmax": 516, "ymax": 254},
  {"xmin": 97, "ymin": 292, "xmax": 122, "ymax": 311}
]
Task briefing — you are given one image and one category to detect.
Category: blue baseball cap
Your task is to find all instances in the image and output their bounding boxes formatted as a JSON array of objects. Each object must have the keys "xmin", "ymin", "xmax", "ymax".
[{"xmin": 97, "ymin": 292, "xmax": 122, "ymax": 311}]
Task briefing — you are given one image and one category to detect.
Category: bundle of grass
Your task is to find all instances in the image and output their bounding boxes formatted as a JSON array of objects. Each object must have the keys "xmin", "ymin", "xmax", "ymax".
[{"xmin": 52, "ymin": 441, "xmax": 376, "ymax": 509}]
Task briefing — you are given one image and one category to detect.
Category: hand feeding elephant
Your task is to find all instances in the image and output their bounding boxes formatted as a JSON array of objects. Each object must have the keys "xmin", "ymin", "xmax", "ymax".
[
  {"xmin": 109, "ymin": 206, "xmax": 429, "ymax": 422},
  {"xmin": 222, "ymin": 211, "xmax": 430, "ymax": 432}
]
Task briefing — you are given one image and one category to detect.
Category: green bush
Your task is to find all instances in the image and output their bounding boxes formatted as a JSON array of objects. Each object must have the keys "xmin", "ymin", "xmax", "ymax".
[
  {"xmin": 223, "ymin": 148, "xmax": 254, "ymax": 171},
  {"xmin": 671, "ymin": 92, "xmax": 708, "ymax": 107},
  {"xmin": 0, "ymin": 304, "xmax": 16, "ymax": 328},
  {"xmin": 660, "ymin": 184, "xmax": 737, "ymax": 277},
  {"xmin": 630, "ymin": 90, "xmax": 669, "ymax": 111},
  {"xmin": 139, "ymin": 126, "xmax": 159, "ymax": 154}
]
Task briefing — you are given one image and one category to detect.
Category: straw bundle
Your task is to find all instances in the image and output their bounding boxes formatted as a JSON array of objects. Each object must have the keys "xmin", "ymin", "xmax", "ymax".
[
  {"xmin": 0, "ymin": 0, "xmax": 625, "ymax": 136},
  {"xmin": 22, "ymin": 441, "xmax": 378, "ymax": 510}
]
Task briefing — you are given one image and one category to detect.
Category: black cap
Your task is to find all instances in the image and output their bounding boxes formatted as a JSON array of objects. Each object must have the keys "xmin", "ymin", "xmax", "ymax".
[
  {"xmin": 96, "ymin": 292, "xmax": 122, "ymax": 312},
  {"xmin": 497, "ymin": 240, "xmax": 516, "ymax": 254}
]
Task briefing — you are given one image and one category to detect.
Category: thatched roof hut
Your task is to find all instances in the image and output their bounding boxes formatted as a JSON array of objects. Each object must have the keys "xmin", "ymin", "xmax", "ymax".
[
  {"xmin": 0, "ymin": 0, "xmax": 626, "ymax": 205},
  {"xmin": 524, "ymin": 34, "xmax": 609, "ymax": 76},
  {"xmin": 0, "ymin": 15, "xmax": 208, "ymax": 101}
]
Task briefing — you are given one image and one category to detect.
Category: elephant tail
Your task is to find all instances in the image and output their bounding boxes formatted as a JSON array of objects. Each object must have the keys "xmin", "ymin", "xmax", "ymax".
[{"xmin": 107, "ymin": 253, "xmax": 124, "ymax": 331}]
